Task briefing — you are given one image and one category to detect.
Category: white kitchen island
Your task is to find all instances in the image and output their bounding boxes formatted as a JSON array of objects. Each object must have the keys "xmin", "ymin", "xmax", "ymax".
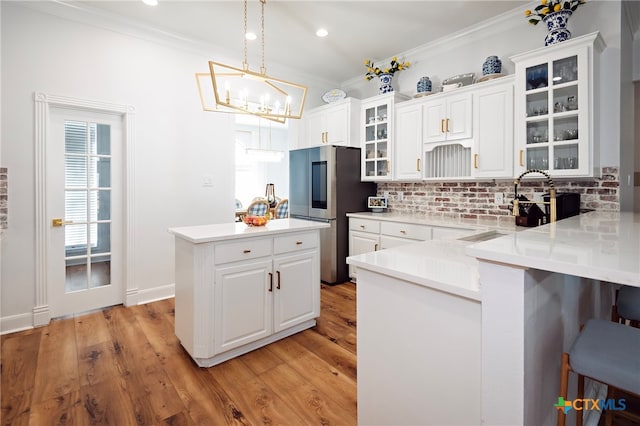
[
  {"xmin": 169, "ymin": 218, "xmax": 329, "ymax": 367},
  {"xmin": 348, "ymin": 211, "xmax": 640, "ymax": 426}
]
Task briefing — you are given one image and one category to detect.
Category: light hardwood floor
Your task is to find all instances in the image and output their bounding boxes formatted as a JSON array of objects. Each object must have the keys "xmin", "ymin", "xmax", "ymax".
[{"xmin": 1, "ymin": 282, "xmax": 357, "ymax": 425}]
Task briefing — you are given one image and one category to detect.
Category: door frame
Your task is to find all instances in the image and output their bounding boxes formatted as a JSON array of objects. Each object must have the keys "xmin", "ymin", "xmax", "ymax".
[{"xmin": 33, "ymin": 92, "xmax": 136, "ymax": 327}]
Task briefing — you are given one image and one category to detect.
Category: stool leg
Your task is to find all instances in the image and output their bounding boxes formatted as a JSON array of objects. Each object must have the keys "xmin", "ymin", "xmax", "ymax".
[
  {"xmin": 576, "ymin": 374, "xmax": 584, "ymax": 426},
  {"xmin": 558, "ymin": 353, "xmax": 570, "ymax": 426}
]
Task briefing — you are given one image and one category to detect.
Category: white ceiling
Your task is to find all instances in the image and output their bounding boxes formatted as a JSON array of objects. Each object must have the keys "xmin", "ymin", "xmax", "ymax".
[{"xmin": 61, "ymin": 0, "xmax": 526, "ymax": 82}]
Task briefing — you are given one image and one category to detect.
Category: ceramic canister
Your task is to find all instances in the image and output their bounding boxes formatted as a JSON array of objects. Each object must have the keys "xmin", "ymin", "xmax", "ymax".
[
  {"xmin": 417, "ymin": 76, "xmax": 432, "ymax": 93},
  {"xmin": 482, "ymin": 56, "xmax": 502, "ymax": 75}
]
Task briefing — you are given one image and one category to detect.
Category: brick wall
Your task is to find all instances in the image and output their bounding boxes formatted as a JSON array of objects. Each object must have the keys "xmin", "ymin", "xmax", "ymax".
[
  {"xmin": 377, "ymin": 167, "xmax": 619, "ymax": 226},
  {"xmin": 0, "ymin": 167, "xmax": 7, "ymax": 230}
]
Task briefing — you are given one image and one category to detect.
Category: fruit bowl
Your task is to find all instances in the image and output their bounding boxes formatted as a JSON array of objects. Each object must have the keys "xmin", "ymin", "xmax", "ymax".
[{"xmin": 243, "ymin": 215, "xmax": 269, "ymax": 227}]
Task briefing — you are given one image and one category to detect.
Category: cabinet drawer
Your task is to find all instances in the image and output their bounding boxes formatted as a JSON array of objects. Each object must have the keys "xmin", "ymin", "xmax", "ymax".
[
  {"xmin": 380, "ymin": 222, "xmax": 431, "ymax": 241},
  {"xmin": 349, "ymin": 218, "xmax": 380, "ymax": 233},
  {"xmin": 274, "ymin": 232, "xmax": 318, "ymax": 255},
  {"xmin": 214, "ymin": 238, "xmax": 272, "ymax": 264}
]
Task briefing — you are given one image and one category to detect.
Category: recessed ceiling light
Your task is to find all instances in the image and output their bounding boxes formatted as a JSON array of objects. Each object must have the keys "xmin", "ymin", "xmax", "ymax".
[
  {"xmin": 142, "ymin": 0, "xmax": 158, "ymax": 6},
  {"xmin": 316, "ymin": 28, "xmax": 328, "ymax": 37},
  {"xmin": 245, "ymin": 32, "xmax": 257, "ymax": 40}
]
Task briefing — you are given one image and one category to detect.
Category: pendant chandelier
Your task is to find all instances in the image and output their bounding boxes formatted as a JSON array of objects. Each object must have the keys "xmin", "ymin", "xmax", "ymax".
[{"xmin": 195, "ymin": 0, "xmax": 307, "ymax": 124}]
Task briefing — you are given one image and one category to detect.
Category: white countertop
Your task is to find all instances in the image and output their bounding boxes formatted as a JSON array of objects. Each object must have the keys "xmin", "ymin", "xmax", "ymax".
[
  {"xmin": 347, "ymin": 211, "xmax": 517, "ymax": 232},
  {"xmin": 466, "ymin": 211, "xmax": 640, "ymax": 287},
  {"xmin": 347, "ymin": 238, "xmax": 482, "ymax": 301},
  {"xmin": 168, "ymin": 218, "xmax": 330, "ymax": 244}
]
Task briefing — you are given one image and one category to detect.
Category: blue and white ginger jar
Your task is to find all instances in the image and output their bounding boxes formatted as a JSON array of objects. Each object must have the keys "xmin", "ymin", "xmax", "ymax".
[
  {"xmin": 482, "ymin": 56, "xmax": 502, "ymax": 76},
  {"xmin": 417, "ymin": 76, "xmax": 432, "ymax": 93},
  {"xmin": 543, "ymin": 10, "xmax": 572, "ymax": 46}
]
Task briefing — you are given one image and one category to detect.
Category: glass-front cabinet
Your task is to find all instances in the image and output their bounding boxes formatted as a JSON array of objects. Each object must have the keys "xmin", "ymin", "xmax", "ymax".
[
  {"xmin": 512, "ymin": 32, "xmax": 603, "ymax": 177},
  {"xmin": 361, "ymin": 93, "xmax": 408, "ymax": 181}
]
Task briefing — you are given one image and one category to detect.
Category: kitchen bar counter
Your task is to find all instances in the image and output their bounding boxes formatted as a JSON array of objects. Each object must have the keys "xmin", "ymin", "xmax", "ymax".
[{"xmin": 347, "ymin": 211, "xmax": 516, "ymax": 233}]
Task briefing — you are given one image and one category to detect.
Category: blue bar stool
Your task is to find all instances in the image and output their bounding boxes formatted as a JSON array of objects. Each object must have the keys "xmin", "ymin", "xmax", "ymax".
[{"xmin": 558, "ymin": 287, "xmax": 640, "ymax": 426}]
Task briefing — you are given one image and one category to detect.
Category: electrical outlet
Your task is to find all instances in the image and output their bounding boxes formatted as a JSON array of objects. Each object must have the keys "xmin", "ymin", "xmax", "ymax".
[
  {"xmin": 494, "ymin": 192, "xmax": 504, "ymax": 205},
  {"xmin": 397, "ymin": 191, "xmax": 404, "ymax": 201},
  {"xmin": 202, "ymin": 175, "xmax": 214, "ymax": 187},
  {"xmin": 383, "ymin": 191, "xmax": 390, "ymax": 198}
]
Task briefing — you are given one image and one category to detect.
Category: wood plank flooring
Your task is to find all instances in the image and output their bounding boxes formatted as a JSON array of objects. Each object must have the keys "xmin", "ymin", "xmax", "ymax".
[{"xmin": 1, "ymin": 282, "xmax": 357, "ymax": 425}]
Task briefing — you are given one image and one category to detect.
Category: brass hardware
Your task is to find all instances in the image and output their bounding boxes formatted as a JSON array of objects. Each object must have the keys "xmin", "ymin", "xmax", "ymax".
[
  {"xmin": 360, "ymin": 225, "xmax": 365, "ymax": 229},
  {"xmin": 374, "ymin": 243, "xmax": 379, "ymax": 251},
  {"xmin": 276, "ymin": 270, "xmax": 281, "ymax": 289},
  {"xmin": 243, "ymin": 249, "xmax": 251, "ymax": 254},
  {"xmin": 445, "ymin": 118, "xmax": 450, "ymax": 133},
  {"xmin": 519, "ymin": 150, "xmax": 524, "ymax": 167},
  {"xmin": 268, "ymin": 272, "xmax": 273, "ymax": 292},
  {"xmin": 474, "ymin": 154, "xmax": 478, "ymax": 169},
  {"xmin": 400, "ymin": 230, "xmax": 406, "ymax": 234},
  {"xmin": 416, "ymin": 158, "xmax": 421, "ymax": 172},
  {"xmin": 440, "ymin": 119, "xmax": 445, "ymax": 133},
  {"xmin": 52, "ymin": 218, "xmax": 72, "ymax": 227},
  {"xmin": 295, "ymin": 241, "xmax": 303, "ymax": 245}
]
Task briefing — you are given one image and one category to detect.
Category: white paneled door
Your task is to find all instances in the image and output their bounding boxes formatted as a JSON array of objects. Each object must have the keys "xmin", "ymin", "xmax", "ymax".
[{"xmin": 47, "ymin": 108, "xmax": 123, "ymax": 318}]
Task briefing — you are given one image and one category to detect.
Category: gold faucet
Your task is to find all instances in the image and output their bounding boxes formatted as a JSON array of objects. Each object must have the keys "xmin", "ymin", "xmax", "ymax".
[{"xmin": 512, "ymin": 169, "xmax": 557, "ymax": 224}]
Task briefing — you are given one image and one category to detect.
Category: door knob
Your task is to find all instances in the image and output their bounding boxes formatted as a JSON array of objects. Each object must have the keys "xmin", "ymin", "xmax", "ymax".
[{"xmin": 52, "ymin": 218, "xmax": 72, "ymax": 227}]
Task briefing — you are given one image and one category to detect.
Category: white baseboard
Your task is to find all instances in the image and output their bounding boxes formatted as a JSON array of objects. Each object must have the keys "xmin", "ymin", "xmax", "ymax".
[
  {"xmin": 1, "ymin": 284, "xmax": 175, "ymax": 335},
  {"xmin": 1, "ymin": 313, "xmax": 34, "ymax": 335},
  {"xmin": 136, "ymin": 283, "xmax": 175, "ymax": 305}
]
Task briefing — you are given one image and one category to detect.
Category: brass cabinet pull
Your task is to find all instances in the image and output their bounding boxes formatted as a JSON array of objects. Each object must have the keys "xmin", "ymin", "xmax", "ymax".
[
  {"xmin": 400, "ymin": 230, "xmax": 406, "ymax": 234},
  {"xmin": 243, "ymin": 249, "xmax": 251, "ymax": 254},
  {"xmin": 474, "ymin": 154, "xmax": 478, "ymax": 169},
  {"xmin": 52, "ymin": 218, "xmax": 72, "ymax": 227},
  {"xmin": 440, "ymin": 119, "xmax": 445, "ymax": 133},
  {"xmin": 446, "ymin": 118, "xmax": 450, "ymax": 133},
  {"xmin": 374, "ymin": 243, "xmax": 379, "ymax": 251},
  {"xmin": 360, "ymin": 225, "xmax": 365, "ymax": 229},
  {"xmin": 276, "ymin": 271, "xmax": 281, "ymax": 289},
  {"xmin": 416, "ymin": 158, "xmax": 421, "ymax": 172},
  {"xmin": 268, "ymin": 272, "xmax": 273, "ymax": 292},
  {"xmin": 295, "ymin": 241, "xmax": 303, "ymax": 245},
  {"xmin": 519, "ymin": 150, "xmax": 524, "ymax": 167}
]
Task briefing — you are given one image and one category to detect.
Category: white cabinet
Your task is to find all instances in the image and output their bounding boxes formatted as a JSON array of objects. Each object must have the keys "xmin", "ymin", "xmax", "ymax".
[
  {"xmin": 173, "ymin": 229, "xmax": 321, "ymax": 367},
  {"xmin": 348, "ymin": 218, "xmax": 380, "ymax": 280},
  {"xmin": 302, "ymin": 98, "xmax": 360, "ymax": 147},
  {"xmin": 472, "ymin": 79, "xmax": 514, "ymax": 178},
  {"xmin": 511, "ymin": 32, "xmax": 603, "ymax": 177},
  {"xmin": 361, "ymin": 93, "xmax": 409, "ymax": 181},
  {"xmin": 394, "ymin": 101, "xmax": 423, "ymax": 180},
  {"xmin": 423, "ymin": 93, "xmax": 472, "ymax": 144}
]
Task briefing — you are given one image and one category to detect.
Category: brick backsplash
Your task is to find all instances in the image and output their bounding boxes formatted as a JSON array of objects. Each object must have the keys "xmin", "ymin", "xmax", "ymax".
[
  {"xmin": 377, "ymin": 167, "xmax": 619, "ymax": 226},
  {"xmin": 0, "ymin": 167, "xmax": 7, "ymax": 230}
]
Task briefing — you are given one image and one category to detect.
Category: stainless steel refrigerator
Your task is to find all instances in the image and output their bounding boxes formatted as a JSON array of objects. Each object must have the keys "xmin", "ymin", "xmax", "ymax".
[{"xmin": 289, "ymin": 145, "xmax": 376, "ymax": 284}]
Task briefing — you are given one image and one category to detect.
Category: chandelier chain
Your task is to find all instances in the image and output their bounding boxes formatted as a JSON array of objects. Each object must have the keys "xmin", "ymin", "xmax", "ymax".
[{"xmin": 260, "ymin": 0, "xmax": 266, "ymax": 74}]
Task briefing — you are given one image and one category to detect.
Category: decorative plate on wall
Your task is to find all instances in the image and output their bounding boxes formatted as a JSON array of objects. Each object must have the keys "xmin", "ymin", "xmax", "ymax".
[{"xmin": 322, "ymin": 89, "xmax": 347, "ymax": 103}]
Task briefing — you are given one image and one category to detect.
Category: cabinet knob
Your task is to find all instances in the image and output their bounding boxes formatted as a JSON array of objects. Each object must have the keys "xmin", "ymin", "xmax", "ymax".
[
  {"xmin": 400, "ymin": 230, "xmax": 406, "ymax": 234},
  {"xmin": 360, "ymin": 225, "xmax": 365, "ymax": 229},
  {"xmin": 295, "ymin": 241, "xmax": 303, "ymax": 245},
  {"xmin": 243, "ymin": 249, "xmax": 251, "ymax": 254}
]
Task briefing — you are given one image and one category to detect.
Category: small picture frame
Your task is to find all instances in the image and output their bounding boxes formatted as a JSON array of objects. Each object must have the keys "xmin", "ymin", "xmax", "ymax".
[{"xmin": 367, "ymin": 196, "xmax": 388, "ymax": 213}]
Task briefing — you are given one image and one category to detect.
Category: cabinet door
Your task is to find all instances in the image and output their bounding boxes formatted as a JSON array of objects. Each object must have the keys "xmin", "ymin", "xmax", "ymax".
[
  {"xmin": 380, "ymin": 235, "xmax": 418, "ymax": 250},
  {"xmin": 325, "ymin": 103, "xmax": 349, "ymax": 146},
  {"xmin": 213, "ymin": 259, "xmax": 273, "ymax": 354},
  {"xmin": 473, "ymin": 83, "xmax": 514, "ymax": 178},
  {"xmin": 306, "ymin": 111, "xmax": 326, "ymax": 146},
  {"xmin": 446, "ymin": 94, "xmax": 473, "ymax": 141},
  {"xmin": 273, "ymin": 251, "xmax": 320, "ymax": 333},
  {"xmin": 423, "ymin": 100, "xmax": 447, "ymax": 144},
  {"xmin": 394, "ymin": 103, "xmax": 423, "ymax": 180},
  {"xmin": 348, "ymin": 230, "xmax": 380, "ymax": 280}
]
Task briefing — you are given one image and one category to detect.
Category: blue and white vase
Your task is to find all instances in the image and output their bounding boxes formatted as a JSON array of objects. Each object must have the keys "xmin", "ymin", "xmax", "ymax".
[
  {"xmin": 482, "ymin": 56, "xmax": 502, "ymax": 75},
  {"xmin": 417, "ymin": 76, "xmax": 432, "ymax": 93},
  {"xmin": 378, "ymin": 73, "xmax": 394, "ymax": 94},
  {"xmin": 543, "ymin": 10, "xmax": 572, "ymax": 46}
]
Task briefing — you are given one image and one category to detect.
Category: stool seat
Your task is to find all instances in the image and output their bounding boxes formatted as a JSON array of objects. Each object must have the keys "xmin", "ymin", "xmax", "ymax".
[{"xmin": 569, "ymin": 319, "xmax": 640, "ymax": 395}]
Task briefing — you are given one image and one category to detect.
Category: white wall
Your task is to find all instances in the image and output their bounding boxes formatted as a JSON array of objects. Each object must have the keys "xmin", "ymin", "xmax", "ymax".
[
  {"xmin": 0, "ymin": 4, "xmax": 283, "ymax": 328},
  {"xmin": 342, "ymin": 0, "xmax": 623, "ymax": 169}
]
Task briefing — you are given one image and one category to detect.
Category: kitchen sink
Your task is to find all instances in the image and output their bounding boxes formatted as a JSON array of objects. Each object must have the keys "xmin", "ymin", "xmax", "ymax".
[{"xmin": 457, "ymin": 230, "xmax": 507, "ymax": 242}]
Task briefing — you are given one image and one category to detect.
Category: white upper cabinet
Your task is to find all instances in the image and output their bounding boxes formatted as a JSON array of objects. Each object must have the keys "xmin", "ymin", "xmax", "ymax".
[
  {"xmin": 361, "ymin": 93, "xmax": 409, "ymax": 181},
  {"xmin": 472, "ymin": 78, "xmax": 514, "ymax": 179},
  {"xmin": 394, "ymin": 100, "xmax": 423, "ymax": 181},
  {"xmin": 511, "ymin": 32, "xmax": 604, "ymax": 177},
  {"xmin": 301, "ymin": 97, "xmax": 360, "ymax": 148},
  {"xmin": 423, "ymin": 93, "xmax": 472, "ymax": 144}
]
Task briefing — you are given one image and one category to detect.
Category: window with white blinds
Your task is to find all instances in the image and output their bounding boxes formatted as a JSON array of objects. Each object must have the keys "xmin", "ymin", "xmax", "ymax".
[{"xmin": 64, "ymin": 121, "xmax": 111, "ymax": 249}]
